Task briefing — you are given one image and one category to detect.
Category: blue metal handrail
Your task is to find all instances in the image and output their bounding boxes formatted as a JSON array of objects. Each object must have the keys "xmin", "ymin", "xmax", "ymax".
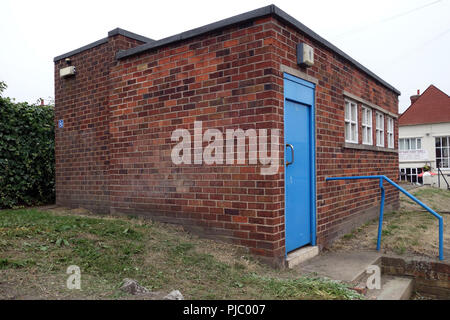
[{"xmin": 326, "ymin": 175, "xmax": 444, "ymax": 261}]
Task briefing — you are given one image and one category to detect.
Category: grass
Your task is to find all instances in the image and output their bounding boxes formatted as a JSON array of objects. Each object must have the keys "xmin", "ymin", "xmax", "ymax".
[
  {"xmin": 372, "ymin": 210, "xmax": 436, "ymax": 255},
  {"xmin": 0, "ymin": 208, "xmax": 362, "ymax": 300},
  {"xmin": 413, "ymin": 188, "xmax": 450, "ymax": 199},
  {"xmin": 332, "ymin": 186, "xmax": 450, "ymax": 260}
]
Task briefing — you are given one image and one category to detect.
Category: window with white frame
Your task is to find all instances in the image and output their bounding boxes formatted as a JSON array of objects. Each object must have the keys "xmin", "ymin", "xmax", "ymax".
[
  {"xmin": 435, "ymin": 136, "xmax": 450, "ymax": 169},
  {"xmin": 375, "ymin": 112, "xmax": 384, "ymax": 147},
  {"xmin": 399, "ymin": 168, "xmax": 423, "ymax": 184},
  {"xmin": 361, "ymin": 106, "xmax": 372, "ymax": 145},
  {"xmin": 345, "ymin": 100, "xmax": 358, "ymax": 143},
  {"xmin": 387, "ymin": 117, "xmax": 394, "ymax": 148},
  {"xmin": 399, "ymin": 138, "xmax": 422, "ymax": 151}
]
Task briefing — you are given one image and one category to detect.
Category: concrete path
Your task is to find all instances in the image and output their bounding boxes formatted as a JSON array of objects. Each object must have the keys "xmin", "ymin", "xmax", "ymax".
[
  {"xmin": 292, "ymin": 250, "xmax": 416, "ymax": 299},
  {"xmin": 293, "ymin": 250, "xmax": 382, "ymax": 282}
]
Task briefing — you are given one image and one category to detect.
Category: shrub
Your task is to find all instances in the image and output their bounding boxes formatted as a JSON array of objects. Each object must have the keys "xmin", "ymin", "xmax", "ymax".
[{"xmin": 0, "ymin": 82, "xmax": 55, "ymax": 207}]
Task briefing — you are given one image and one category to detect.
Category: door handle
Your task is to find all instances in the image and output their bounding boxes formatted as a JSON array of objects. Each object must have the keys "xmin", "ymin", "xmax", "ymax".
[{"xmin": 286, "ymin": 144, "xmax": 294, "ymax": 166}]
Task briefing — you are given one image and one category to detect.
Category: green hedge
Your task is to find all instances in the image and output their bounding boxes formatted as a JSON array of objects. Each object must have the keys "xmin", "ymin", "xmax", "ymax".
[{"xmin": 0, "ymin": 85, "xmax": 55, "ymax": 208}]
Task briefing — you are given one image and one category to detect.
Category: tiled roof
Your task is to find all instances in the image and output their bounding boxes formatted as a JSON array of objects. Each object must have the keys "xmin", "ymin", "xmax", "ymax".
[{"xmin": 399, "ymin": 85, "xmax": 450, "ymax": 126}]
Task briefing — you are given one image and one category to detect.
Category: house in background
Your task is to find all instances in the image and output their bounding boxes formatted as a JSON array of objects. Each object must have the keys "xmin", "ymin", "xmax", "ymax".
[{"xmin": 399, "ymin": 85, "xmax": 450, "ymax": 188}]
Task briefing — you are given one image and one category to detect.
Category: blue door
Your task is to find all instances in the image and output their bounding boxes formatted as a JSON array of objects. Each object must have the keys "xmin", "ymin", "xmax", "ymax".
[{"xmin": 284, "ymin": 73, "xmax": 316, "ymax": 253}]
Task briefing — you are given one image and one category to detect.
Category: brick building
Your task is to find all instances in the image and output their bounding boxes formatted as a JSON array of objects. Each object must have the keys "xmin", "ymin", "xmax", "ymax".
[{"xmin": 54, "ymin": 5, "xmax": 400, "ymax": 266}]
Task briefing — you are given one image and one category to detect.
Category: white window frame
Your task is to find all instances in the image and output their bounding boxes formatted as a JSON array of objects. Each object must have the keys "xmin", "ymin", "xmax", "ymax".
[
  {"xmin": 376, "ymin": 112, "xmax": 384, "ymax": 147},
  {"xmin": 387, "ymin": 117, "xmax": 394, "ymax": 148},
  {"xmin": 361, "ymin": 106, "xmax": 372, "ymax": 145},
  {"xmin": 399, "ymin": 168, "xmax": 423, "ymax": 184},
  {"xmin": 345, "ymin": 99, "xmax": 358, "ymax": 143},
  {"xmin": 399, "ymin": 137, "xmax": 422, "ymax": 151},
  {"xmin": 435, "ymin": 136, "xmax": 450, "ymax": 169}
]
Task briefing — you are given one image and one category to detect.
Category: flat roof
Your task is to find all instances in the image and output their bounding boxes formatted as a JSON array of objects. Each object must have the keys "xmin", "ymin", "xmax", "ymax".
[
  {"xmin": 53, "ymin": 28, "xmax": 154, "ymax": 62},
  {"xmin": 116, "ymin": 4, "xmax": 400, "ymax": 95}
]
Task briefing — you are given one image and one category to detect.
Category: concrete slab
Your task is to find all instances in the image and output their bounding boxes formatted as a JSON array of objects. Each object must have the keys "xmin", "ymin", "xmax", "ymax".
[
  {"xmin": 376, "ymin": 276, "xmax": 414, "ymax": 300},
  {"xmin": 294, "ymin": 251, "xmax": 382, "ymax": 282},
  {"xmin": 286, "ymin": 246, "xmax": 319, "ymax": 268}
]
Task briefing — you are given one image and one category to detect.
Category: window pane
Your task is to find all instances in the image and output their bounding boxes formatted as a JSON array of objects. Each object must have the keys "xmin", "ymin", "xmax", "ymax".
[
  {"xmin": 400, "ymin": 169, "xmax": 405, "ymax": 181},
  {"xmin": 436, "ymin": 137, "xmax": 441, "ymax": 148},
  {"xmin": 436, "ymin": 148, "xmax": 441, "ymax": 158},
  {"xmin": 345, "ymin": 102, "xmax": 349, "ymax": 120},
  {"xmin": 400, "ymin": 139, "xmax": 405, "ymax": 150},
  {"xmin": 406, "ymin": 139, "xmax": 410, "ymax": 150},
  {"xmin": 351, "ymin": 124, "xmax": 356, "ymax": 141},
  {"xmin": 351, "ymin": 104, "xmax": 357, "ymax": 121},
  {"xmin": 442, "ymin": 158, "xmax": 449, "ymax": 168},
  {"xmin": 417, "ymin": 139, "xmax": 421, "ymax": 150},
  {"xmin": 410, "ymin": 139, "xmax": 416, "ymax": 150},
  {"xmin": 443, "ymin": 148, "xmax": 449, "ymax": 157},
  {"xmin": 443, "ymin": 137, "xmax": 448, "ymax": 147},
  {"xmin": 345, "ymin": 123, "xmax": 350, "ymax": 140}
]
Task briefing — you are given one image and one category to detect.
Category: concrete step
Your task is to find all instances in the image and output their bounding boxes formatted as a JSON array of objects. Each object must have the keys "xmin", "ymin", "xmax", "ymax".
[
  {"xmin": 292, "ymin": 250, "xmax": 415, "ymax": 299},
  {"xmin": 286, "ymin": 246, "xmax": 319, "ymax": 268},
  {"xmin": 294, "ymin": 251, "xmax": 381, "ymax": 282},
  {"xmin": 364, "ymin": 275, "xmax": 414, "ymax": 300}
]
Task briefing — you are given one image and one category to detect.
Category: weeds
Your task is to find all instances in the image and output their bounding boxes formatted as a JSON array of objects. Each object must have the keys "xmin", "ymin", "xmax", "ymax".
[{"xmin": 0, "ymin": 208, "xmax": 360, "ymax": 300}]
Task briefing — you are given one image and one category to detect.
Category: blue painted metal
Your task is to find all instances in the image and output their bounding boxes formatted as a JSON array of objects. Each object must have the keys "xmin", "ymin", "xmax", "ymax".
[
  {"xmin": 377, "ymin": 178, "xmax": 385, "ymax": 251},
  {"xmin": 283, "ymin": 73, "xmax": 316, "ymax": 253},
  {"xmin": 326, "ymin": 175, "xmax": 444, "ymax": 261}
]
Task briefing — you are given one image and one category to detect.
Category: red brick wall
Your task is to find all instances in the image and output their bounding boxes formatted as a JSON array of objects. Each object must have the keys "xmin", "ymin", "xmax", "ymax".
[
  {"xmin": 265, "ymin": 17, "xmax": 399, "ymax": 247},
  {"xmin": 55, "ymin": 16, "xmax": 399, "ymax": 265},
  {"xmin": 54, "ymin": 35, "xmax": 145, "ymax": 213},
  {"xmin": 108, "ymin": 18, "xmax": 285, "ymax": 263}
]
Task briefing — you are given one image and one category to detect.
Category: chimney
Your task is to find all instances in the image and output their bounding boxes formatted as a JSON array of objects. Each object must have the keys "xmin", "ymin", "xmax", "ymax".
[{"xmin": 410, "ymin": 89, "xmax": 420, "ymax": 105}]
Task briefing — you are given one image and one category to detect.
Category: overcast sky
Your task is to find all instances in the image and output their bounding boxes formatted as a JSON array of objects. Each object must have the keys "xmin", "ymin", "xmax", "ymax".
[{"xmin": 1, "ymin": 0, "xmax": 449, "ymax": 112}]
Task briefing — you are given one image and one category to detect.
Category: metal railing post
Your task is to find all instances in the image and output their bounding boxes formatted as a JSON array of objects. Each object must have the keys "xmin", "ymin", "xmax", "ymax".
[
  {"xmin": 438, "ymin": 164, "xmax": 441, "ymax": 189},
  {"xmin": 376, "ymin": 177, "xmax": 385, "ymax": 251},
  {"xmin": 439, "ymin": 218, "xmax": 444, "ymax": 261},
  {"xmin": 325, "ymin": 175, "xmax": 444, "ymax": 261}
]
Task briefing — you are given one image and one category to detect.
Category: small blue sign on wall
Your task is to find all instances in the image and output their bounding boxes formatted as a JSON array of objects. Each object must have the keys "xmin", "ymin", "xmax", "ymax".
[{"xmin": 58, "ymin": 119, "xmax": 64, "ymax": 128}]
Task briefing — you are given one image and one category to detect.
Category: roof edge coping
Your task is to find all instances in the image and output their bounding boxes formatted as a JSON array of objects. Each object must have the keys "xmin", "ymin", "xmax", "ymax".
[{"xmin": 54, "ymin": 28, "xmax": 153, "ymax": 62}]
